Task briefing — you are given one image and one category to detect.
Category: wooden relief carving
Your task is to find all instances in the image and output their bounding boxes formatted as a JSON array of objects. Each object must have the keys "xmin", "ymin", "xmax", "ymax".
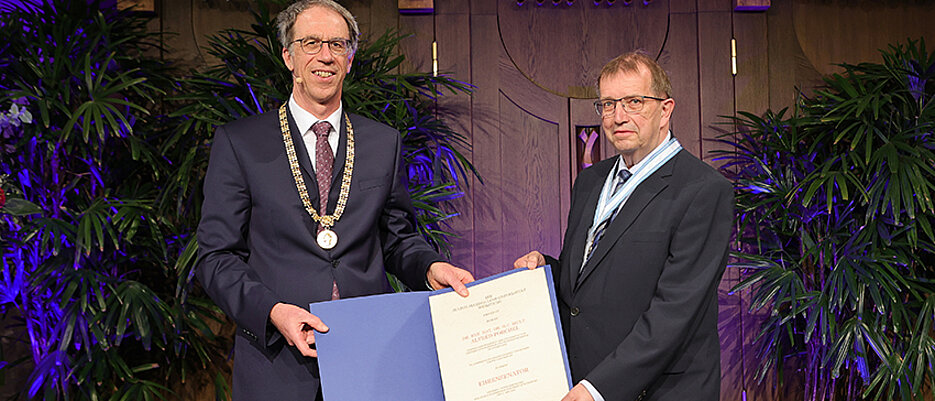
[
  {"xmin": 576, "ymin": 126, "xmax": 602, "ymax": 172},
  {"xmin": 498, "ymin": 0, "xmax": 669, "ymax": 99}
]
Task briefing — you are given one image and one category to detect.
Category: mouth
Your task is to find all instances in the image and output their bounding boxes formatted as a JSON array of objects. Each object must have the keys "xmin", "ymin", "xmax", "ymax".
[{"xmin": 312, "ymin": 70, "xmax": 336, "ymax": 78}]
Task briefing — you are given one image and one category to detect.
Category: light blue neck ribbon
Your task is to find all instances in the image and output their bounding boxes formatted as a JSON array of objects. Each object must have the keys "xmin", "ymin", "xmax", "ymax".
[{"xmin": 589, "ymin": 137, "xmax": 683, "ymax": 231}]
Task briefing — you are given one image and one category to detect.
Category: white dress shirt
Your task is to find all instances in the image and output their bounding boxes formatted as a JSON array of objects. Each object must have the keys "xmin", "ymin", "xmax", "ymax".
[{"xmin": 288, "ymin": 94, "xmax": 341, "ymax": 172}]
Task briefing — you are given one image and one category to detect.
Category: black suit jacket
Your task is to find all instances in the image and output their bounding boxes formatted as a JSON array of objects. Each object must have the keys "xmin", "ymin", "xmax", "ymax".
[
  {"xmin": 546, "ymin": 150, "xmax": 733, "ymax": 401},
  {"xmin": 195, "ymin": 108, "xmax": 442, "ymax": 400}
]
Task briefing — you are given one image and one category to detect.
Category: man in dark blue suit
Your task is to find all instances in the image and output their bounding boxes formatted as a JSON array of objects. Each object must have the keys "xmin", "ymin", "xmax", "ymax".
[
  {"xmin": 515, "ymin": 52, "xmax": 734, "ymax": 401},
  {"xmin": 195, "ymin": 1, "xmax": 474, "ymax": 399}
]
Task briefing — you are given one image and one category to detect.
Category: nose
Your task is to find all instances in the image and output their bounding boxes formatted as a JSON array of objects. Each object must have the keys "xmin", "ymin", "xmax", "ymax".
[
  {"xmin": 317, "ymin": 44, "xmax": 336, "ymax": 62},
  {"xmin": 613, "ymin": 102, "xmax": 631, "ymax": 123}
]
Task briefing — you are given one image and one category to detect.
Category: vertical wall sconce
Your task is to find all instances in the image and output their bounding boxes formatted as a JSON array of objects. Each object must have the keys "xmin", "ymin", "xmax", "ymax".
[
  {"xmin": 432, "ymin": 41, "xmax": 438, "ymax": 77},
  {"xmin": 731, "ymin": 38, "xmax": 737, "ymax": 76}
]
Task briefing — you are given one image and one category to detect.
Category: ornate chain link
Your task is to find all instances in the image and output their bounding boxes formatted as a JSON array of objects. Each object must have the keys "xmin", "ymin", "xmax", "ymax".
[{"xmin": 279, "ymin": 103, "xmax": 355, "ymax": 229}]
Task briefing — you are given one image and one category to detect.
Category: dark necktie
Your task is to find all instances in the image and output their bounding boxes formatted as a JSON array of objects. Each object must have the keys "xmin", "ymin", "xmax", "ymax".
[
  {"xmin": 312, "ymin": 120, "xmax": 334, "ymax": 224},
  {"xmin": 312, "ymin": 120, "xmax": 339, "ymax": 300},
  {"xmin": 583, "ymin": 169, "xmax": 632, "ymax": 268}
]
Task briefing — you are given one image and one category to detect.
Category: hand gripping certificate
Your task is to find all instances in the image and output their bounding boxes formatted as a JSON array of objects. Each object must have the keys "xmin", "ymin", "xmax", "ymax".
[
  {"xmin": 310, "ymin": 266, "xmax": 571, "ymax": 401},
  {"xmin": 430, "ymin": 267, "xmax": 571, "ymax": 400}
]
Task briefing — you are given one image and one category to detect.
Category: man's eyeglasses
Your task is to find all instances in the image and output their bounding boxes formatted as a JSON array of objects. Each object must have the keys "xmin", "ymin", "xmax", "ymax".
[
  {"xmin": 291, "ymin": 36, "xmax": 352, "ymax": 56},
  {"xmin": 594, "ymin": 95, "xmax": 668, "ymax": 117}
]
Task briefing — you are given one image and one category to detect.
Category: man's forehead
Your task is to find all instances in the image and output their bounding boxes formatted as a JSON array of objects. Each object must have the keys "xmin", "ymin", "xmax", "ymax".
[
  {"xmin": 599, "ymin": 68, "xmax": 652, "ymax": 96},
  {"xmin": 295, "ymin": 6, "xmax": 349, "ymax": 37}
]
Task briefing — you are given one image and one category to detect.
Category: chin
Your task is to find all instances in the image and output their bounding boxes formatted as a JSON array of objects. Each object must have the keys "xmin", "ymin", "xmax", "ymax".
[
  {"xmin": 612, "ymin": 142, "xmax": 639, "ymax": 154},
  {"xmin": 306, "ymin": 90, "xmax": 338, "ymax": 103}
]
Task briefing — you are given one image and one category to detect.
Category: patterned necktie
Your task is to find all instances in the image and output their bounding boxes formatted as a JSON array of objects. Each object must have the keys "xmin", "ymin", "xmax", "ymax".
[
  {"xmin": 583, "ymin": 169, "xmax": 632, "ymax": 269},
  {"xmin": 312, "ymin": 120, "xmax": 340, "ymax": 300},
  {"xmin": 312, "ymin": 120, "xmax": 334, "ymax": 231}
]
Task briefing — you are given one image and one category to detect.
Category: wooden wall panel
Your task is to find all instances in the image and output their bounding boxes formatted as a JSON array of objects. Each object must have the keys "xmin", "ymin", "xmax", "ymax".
[
  {"xmin": 436, "ymin": 0, "xmax": 468, "ymax": 14},
  {"xmin": 469, "ymin": 14, "xmax": 505, "ymax": 279},
  {"xmin": 497, "ymin": 1, "xmax": 669, "ymax": 99},
  {"xmin": 733, "ymin": 12, "xmax": 770, "ymax": 117},
  {"xmin": 159, "ymin": 0, "xmax": 257, "ymax": 69},
  {"xmin": 498, "ymin": 93, "xmax": 564, "ymax": 269},
  {"xmin": 699, "ymin": 0, "xmax": 733, "ymax": 12},
  {"xmin": 793, "ymin": 0, "xmax": 935, "ymax": 76},
  {"xmin": 435, "ymin": 11, "xmax": 476, "ymax": 274},
  {"xmin": 696, "ymin": 5, "xmax": 744, "ymax": 401},
  {"xmin": 471, "ymin": 0, "xmax": 496, "ymax": 15},
  {"xmin": 724, "ymin": 8, "xmax": 771, "ymax": 401},
  {"xmin": 491, "ymin": 49, "xmax": 568, "ymax": 274},
  {"xmin": 397, "ymin": 14, "xmax": 434, "ymax": 74},
  {"xmin": 765, "ymin": 0, "xmax": 815, "ymax": 111},
  {"xmin": 697, "ymin": 10, "xmax": 734, "ymax": 164},
  {"xmin": 671, "ymin": 0, "xmax": 698, "ymax": 13},
  {"xmin": 662, "ymin": 11, "xmax": 702, "ymax": 160},
  {"xmin": 347, "ymin": 0, "xmax": 397, "ymax": 44}
]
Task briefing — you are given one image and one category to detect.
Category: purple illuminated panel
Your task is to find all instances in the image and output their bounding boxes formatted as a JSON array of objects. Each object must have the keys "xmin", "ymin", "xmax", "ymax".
[
  {"xmin": 398, "ymin": 0, "xmax": 432, "ymax": 14},
  {"xmin": 734, "ymin": 0, "xmax": 770, "ymax": 11},
  {"xmin": 575, "ymin": 126, "xmax": 601, "ymax": 172}
]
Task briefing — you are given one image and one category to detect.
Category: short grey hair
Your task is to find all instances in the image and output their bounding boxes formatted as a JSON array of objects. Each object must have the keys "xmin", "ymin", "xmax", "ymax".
[
  {"xmin": 276, "ymin": 0, "xmax": 360, "ymax": 54},
  {"xmin": 598, "ymin": 51, "xmax": 672, "ymax": 99}
]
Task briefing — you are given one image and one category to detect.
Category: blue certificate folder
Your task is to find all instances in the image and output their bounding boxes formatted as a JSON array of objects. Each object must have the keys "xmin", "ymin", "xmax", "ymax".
[{"xmin": 309, "ymin": 266, "xmax": 571, "ymax": 401}]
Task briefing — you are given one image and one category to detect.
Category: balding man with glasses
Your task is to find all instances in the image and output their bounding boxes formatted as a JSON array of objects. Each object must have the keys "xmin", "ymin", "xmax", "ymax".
[
  {"xmin": 195, "ymin": 1, "xmax": 473, "ymax": 399},
  {"xmin": 515, "ymin": 52, "xmax": 733, "ymax": 401}
]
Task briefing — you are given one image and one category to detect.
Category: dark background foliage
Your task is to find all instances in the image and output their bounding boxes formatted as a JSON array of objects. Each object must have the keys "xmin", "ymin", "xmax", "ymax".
[
  {"xmin": 716, "ymin": 39, "xmax": 935, "ymax": 401},
  {"xmin": 0, "ymin": 0, "xmax": 476, "ymax": 399}
]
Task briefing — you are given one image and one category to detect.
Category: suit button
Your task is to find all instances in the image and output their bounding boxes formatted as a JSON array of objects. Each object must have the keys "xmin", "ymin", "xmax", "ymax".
[
  {"xmin": 570, "ymin": 307, "xmax": 580, "ymax": 316},
  {"xmin": 331, "ymin": 259, "xmax": 339, "ymax": 269}
]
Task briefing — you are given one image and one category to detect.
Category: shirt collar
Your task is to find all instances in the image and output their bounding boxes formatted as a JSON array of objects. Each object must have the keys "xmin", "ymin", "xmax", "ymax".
[
  {"xmin": 288, "ymin": 94, "xmax": 343, "ymax": 137},
  {"xmin": 613, "ymin": 131, "xmax": 672, "ymax": 178}
]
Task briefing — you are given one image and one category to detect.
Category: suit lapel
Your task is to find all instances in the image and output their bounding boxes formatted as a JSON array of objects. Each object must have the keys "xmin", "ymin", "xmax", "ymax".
[
  {"xmin": 574, "ymin": 153, "xmax": 678, "ymax": 291},
  {"xmin": 568, "ymin": 162, "xmax": 614, "ymax": 290}
]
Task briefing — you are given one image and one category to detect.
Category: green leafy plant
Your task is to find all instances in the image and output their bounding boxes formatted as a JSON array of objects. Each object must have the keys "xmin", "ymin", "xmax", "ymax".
[
  {"xmin": 715, "ymin": 38, "xmax": 935, "ymax": 400},
  {"xmin": 0, "ymin": 1, "xmax": 231, "ymax": 399}
]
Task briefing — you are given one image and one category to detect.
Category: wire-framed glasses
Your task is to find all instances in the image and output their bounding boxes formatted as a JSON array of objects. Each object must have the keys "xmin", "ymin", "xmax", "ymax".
[
  {"xmin": 291, "ymin": 36, "xmax": 352, "ymax": 56},
  {"xmin": 594, "ymin": 95, "xmax": 668, "ymax": 117}
]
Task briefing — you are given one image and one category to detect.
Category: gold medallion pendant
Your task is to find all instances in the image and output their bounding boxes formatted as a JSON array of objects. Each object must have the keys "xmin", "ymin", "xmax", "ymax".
[{"xmin": 317, "ymin": 229, "xmax": 338, "ymax": 250}]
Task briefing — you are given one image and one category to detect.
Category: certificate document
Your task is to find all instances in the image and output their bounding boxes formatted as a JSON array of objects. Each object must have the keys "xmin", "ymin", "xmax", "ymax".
[
  {"xmin": 310, "ymin": 266, "xmax": 570, "ymax": 401},
  {"xmin": 430, "ymin": 267, "xmax": 570, "ymax": 401}
]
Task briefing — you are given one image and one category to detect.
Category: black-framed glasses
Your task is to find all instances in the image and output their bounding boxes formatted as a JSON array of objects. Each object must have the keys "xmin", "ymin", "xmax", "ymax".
[
  {"xmin": 291, "ymin": 36, "xmax": 352, "ymax": 56},
  {"xmin": 594, "ymin": 95, "xmax": 668, "ymax": 117}
]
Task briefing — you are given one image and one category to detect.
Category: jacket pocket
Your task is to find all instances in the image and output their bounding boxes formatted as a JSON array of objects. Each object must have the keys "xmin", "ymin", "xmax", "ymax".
[{"xmin": 358, "ymin": 174, "xmax": 389, "ymax": 191}]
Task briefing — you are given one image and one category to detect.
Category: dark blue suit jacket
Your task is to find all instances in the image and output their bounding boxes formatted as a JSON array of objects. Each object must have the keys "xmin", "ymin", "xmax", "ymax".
[
  {"xmin": 196, "ymin": 108, "xmax": 442, "ymax": 400},
  {"xmin": 546, "ymin": 150, "xmax": 733, "ymax": 401}
]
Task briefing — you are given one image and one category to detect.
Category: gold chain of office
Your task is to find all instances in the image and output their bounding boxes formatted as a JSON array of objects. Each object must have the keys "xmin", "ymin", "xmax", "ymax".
[{"xmin": 278, "ymin": 103, "xmax": 355, "ymax": 231}]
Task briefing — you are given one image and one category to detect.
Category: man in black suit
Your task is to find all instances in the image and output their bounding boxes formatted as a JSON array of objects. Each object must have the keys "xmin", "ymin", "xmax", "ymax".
[
  {"xmin": 515, "ymin": 52, "xmax": 733, "ymax": 401},
  {"xmin": 195, "ymin": 1, "xmax": 474, "ymax": 399}
]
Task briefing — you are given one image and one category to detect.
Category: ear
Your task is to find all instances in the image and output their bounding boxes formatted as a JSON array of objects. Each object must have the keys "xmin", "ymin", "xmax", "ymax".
[
  {"xmin": 283, "ymin": 44, "xmax": 295, "ymax": 72},
  {"xmin": 659, "ymin": 97, "xmax": 675, "ymax": 125},
  {"xmin": 346, "ymin": 52, "xmax": 354, "ymax": 73}
]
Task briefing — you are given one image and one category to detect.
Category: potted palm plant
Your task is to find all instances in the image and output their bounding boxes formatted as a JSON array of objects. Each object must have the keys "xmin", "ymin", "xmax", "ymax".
[{"xmin": 715, "ymin": 38, "xmax": 935, "ymax": 400}]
